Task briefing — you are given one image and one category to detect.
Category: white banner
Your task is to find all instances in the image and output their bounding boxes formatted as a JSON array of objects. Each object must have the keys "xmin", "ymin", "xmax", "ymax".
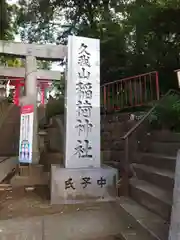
[{"xmin": 19, "ymin": 104, "xmax": 34, "ymax": 163}]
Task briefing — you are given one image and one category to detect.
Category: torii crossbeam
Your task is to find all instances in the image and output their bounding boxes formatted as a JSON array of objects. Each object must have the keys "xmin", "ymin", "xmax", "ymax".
[
  {"xmin": 0, "ymin": 66, "xmax": 62, "ymax": 105},
  {"xmin": 0, "ymin": 40, "xmax": 67, "ymax": 60}
]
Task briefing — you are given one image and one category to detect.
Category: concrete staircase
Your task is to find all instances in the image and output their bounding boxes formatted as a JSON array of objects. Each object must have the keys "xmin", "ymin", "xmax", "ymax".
[
  {"xmin": 115, "ymin": 130, "xmax": 179, "ymax": 239},
  {"xmin": 101, "ymin": 112, "xmax": 180, "ymax": 239}
]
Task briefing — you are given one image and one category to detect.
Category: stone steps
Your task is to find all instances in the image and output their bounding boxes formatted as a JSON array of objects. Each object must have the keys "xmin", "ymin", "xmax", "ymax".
[
  {"xmin": 135, "ymin": 153, "xmax": 176, "ymax": 171},
  {"xmin": 150, "ymin": 131, "xmax": 180, "ymax": 143},
  {"xmin": 101, "ymin": 114, "xmax": 176, "ymax": 239},
  {"xmin": 129, "ymin": 178, "xmax": 172, "ymax": 221},
  {"xmin": 132, "ymin": 163, "xmax": 174, "ymax": 192},
  {"xmin": 116, "ymin": 197, "xmax": 169, "ymax": 240},
  {"xmin": 124, "ymin": 130, "xmax": 177, "ymax": 238},
  {"xmin": 147, "ymin": 142, "xmax": 180, "ymax": 156}
]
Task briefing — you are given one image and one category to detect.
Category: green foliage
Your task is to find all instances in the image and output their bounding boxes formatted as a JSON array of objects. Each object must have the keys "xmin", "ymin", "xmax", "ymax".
[
  {"xmin": 37, "ymin": 60, "xmax": 51, "ymax": 70},
  {"xmin": 53, "ymin": 73, "xmax": 65, "ymax": 99},
  {"xmin": 148, "ymin": 94, "xmax": 180, "ymax": 131},
  {"xmin": 0, "ymin": 0, "xmax": 18, "ymax": 40},
  {"xmin": 14, "ymin": 0, "xmax": 180, "ymax": 91},
  {"xmin": 7, "ymin": 89, "xmax": 13, "ymax": 103},
  {"xmin": 1, "ymin": 0, "xmax": 180, "ymax": 94}
]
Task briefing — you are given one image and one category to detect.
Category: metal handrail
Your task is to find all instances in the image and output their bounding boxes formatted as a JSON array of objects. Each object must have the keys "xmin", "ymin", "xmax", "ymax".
[
  {"xmin": 121, "ymin": 89, "xmax": 180, "ymax": 140},
  {"xmin": 120, "ymin": 89, "xmax": 180, "ymax": 195},
  {"xmin": 101, "ymin": 71, "xmax": 160, "ymax": 113},
  {"xmin": 101, "ymin": 71, "xmax": 157, "ymax": 87}
]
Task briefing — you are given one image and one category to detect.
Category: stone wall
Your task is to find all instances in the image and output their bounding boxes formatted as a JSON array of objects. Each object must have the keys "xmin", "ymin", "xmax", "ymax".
[
  {"xmin": 0, "ymin": 105, "xmax": 20, "ymax": 156},
  {"xmin": 101, "ymin": 113, "xmax": 137, "ymax": 163},
  {"xmin": 46, "ymin": 115, "xmax": 64, "ymax": 153},
  {"xmin": 45, "ymin": 112, "xmax": 138, "ymax": 168}
]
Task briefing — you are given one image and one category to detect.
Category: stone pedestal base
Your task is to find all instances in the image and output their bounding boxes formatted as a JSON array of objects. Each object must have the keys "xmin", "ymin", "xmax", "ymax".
[
  {"xmin": 10, "ymin": 173, "xmax": 49, "ymax": 187},
  {"xmin": 51, "ymin": 165, "xmax": 118, "ymax": 204}
]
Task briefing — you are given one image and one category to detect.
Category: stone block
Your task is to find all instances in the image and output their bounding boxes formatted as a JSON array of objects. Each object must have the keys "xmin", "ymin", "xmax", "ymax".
[
  {"xmin": 51, "ymin": 165, "xmax": 118, "ymax": 204},
  {"xmin": 18, "ymin": 164, "xmax": 44, "ymax": 177},
  {"xmin": 48, "ymin": 127, "xmax": 62, "ymax": 152},
  {"xmin": 11, "ymin": 173, "xmax": 49, "ymax": 187}
]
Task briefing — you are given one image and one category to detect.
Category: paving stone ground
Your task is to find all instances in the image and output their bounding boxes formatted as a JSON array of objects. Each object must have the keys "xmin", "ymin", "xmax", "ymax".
[
  {"xmin": 0, "ymin": 204, "xmax": 122, "ymax": 240},
  {"xmin": 0, "ymin": 186, "xmax": 122, "ymax": 239}
]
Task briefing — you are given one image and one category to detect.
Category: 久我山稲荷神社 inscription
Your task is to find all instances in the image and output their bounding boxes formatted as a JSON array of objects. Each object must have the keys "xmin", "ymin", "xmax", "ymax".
[{"xmin": 65, "ymin": 36, "xmax": 100, "ymax": 168}]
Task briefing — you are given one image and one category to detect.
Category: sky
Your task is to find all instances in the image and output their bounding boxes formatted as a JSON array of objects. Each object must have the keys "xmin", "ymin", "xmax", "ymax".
[{"xmin": 7, "ymin": 0, "xmax": 17, "ymax": 3}]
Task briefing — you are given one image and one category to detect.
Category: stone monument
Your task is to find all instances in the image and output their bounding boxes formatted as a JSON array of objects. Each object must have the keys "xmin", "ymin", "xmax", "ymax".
[{"xmin": 51, "ymin": 36, "xmax": 118, "ymax": 204}]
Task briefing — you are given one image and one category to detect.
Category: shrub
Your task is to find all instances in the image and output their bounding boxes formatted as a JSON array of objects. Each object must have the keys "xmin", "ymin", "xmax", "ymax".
[{"xmin": 148, "ymin": 93, "xmax": 180, "ymax": 131}]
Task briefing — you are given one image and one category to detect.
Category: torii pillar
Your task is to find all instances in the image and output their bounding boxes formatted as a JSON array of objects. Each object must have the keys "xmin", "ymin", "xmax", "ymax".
[{"xmin": 23, "ymin": 55, "xmax": 39, "ymax": 164}]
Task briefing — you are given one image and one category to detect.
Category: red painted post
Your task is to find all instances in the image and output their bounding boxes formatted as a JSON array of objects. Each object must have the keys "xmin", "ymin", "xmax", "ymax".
[
  {"xmin": 120, "ymin": 81, "xmax": 123, "ymax": 109},
  {"xmin": 40, "ymin": 83, "xmax": 45, "ymax": 105},
  {"xmin": 107, "ymin": 85, "xmax": 110, "ymax": 112},
  {"xmin": 144, "ymin": 75, "xmax": 147, "ymax": 102},
  {"xmin": 116, "ymin": 82, "xmax": 120, "ymax": 110},
  {"xmin": 112, "ymin": 84, "xmax": 114, "ymax": 111},
  {"xmin": 129, "ymin": 80, "xmax": 133, "ymax": 106},
  {"xmin": 139, "ymin": 76, "xmax": 143, "ymax": 104},
  {"xmin": 13, "ymin": 82, "xmax": 20, "ymax": 105},
  {"xmin": 41, "ymin": 87, "xmax": 45, "ymax": 105},
  {"xmin": 149, "ymin": 73, "xmax": 153, "ymax": 101},
  {"xmin": 155, "ymin": 71, "xmax": 160, "ymax": 100},
  {"xmin": 134, "ymin": 78, "xmax": 137, "ymax": 105}
]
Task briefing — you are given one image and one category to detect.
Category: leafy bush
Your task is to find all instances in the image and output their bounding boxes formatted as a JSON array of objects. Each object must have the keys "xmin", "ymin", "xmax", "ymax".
[{"xmin": 148, "ymin": 94, "xmax": 180, "ymax": 131}]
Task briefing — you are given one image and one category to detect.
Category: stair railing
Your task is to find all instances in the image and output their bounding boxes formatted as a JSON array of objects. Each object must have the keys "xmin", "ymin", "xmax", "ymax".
[
  {"xmin": 101, "ymin": 71, "xmax": 159, "ymax": 112},
  {"xmin": 120, "ymin": 89, "xmax": 180, "ymax": 195}
]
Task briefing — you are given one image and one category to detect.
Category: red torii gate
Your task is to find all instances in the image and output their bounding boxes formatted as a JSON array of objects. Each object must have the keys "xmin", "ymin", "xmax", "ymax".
[
  {"xmin": 0, "ymin": 66, "xmax": 60, "ymax": 106},
  {"xmin": 9, "ymin": 77, "xmax": 50, "ymax": 105}
]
